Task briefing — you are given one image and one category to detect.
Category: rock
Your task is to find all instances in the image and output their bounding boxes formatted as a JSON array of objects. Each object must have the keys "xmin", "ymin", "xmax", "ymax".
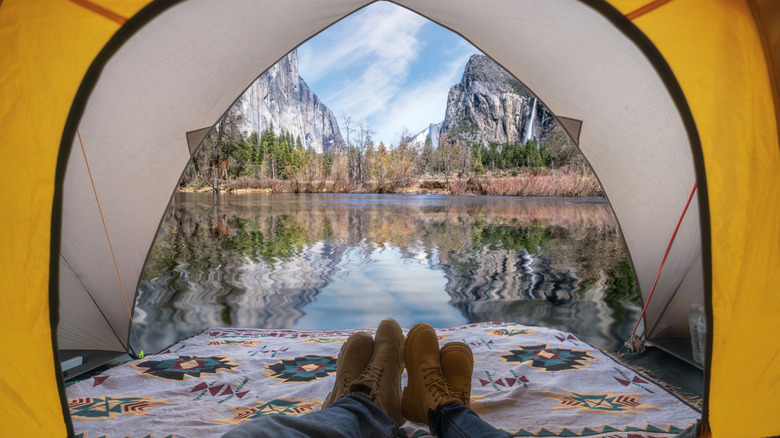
[
  {"xmin": 408, "ymin": 123, "xmax": 442, "ymax": 148},
  {"xmin": 440, "ymin": 55, "xmax": 555, "ymax": 146},
  {"xmin": 237, "ymin": 50, "xmax": 344, "ymax": 153}
]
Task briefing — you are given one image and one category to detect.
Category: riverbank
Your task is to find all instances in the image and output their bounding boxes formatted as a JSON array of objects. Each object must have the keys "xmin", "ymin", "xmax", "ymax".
[{"xmin": 181, "ymin": 167, "xmax": 603, "ymax": 197}]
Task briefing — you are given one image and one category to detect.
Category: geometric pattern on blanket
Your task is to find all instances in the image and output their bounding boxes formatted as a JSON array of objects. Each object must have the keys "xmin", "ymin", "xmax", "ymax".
[{"xmin": 66, "ymin": 323, "xmax": 699, "ymax": 437}]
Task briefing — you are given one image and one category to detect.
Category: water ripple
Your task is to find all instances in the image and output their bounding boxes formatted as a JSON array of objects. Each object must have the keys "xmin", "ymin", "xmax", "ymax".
[{"xmin": 135, "ymin": 193, "xmax": 639, "ymax": 353}]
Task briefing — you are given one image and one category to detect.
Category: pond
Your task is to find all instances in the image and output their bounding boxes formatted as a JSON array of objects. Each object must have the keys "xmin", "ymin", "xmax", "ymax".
[{"xmin": 134, "ymin": 192, "xmax": 641, "ymax": 354}]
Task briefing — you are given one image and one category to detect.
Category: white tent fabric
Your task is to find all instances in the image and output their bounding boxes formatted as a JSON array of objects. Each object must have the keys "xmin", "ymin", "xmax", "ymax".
[{"xmin": 59, "ymin": 0, "xmax": 702, "ymax": 360}]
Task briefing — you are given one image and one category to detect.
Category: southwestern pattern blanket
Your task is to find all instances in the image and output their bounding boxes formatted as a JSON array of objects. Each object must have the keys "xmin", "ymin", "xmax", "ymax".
[{"xmin": 66, "ymin": 323, "xmax": 699, "ymax": 437}]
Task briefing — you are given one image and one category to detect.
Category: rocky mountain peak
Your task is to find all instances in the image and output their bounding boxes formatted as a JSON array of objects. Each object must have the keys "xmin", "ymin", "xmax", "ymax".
[
  {"xmin": 440, "ymin": 54, "xmax": 553, "ymax": 147},
  {"xmin": 408, "ymin": 123, "xmax": 442, "ymax": 148},
  {"xmin": 237, "ymin": 50, "xmax": 344, "ymax": 153}
]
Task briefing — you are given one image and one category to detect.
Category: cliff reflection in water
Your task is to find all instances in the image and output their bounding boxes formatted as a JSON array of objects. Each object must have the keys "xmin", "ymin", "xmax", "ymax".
[{"xmin": 135, "ymin": 193, "xmax": 640, "ymax": 353}]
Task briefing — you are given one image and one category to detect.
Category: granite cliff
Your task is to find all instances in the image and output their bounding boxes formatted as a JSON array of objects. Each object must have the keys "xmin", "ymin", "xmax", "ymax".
[
  {"xmin": 440, "ymin": 55, "xmax": 556, "ymax": 147},
  {"xmin": 237, "ymin": 50, "xmax": 343, "ymax": 153},
  {"xmin": 408, "ymin": 123, "xmax": 442, "ymax": 148}
]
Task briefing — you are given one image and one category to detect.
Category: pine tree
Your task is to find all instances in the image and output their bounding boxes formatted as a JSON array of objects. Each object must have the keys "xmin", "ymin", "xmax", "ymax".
[
  {"xmin": 526, "ymin": 139, "xmax": 542, "ymax": 168},
  {"xmin": 260, "ymin": 123, "xmax": 276, "ymax": 178},
  {"xmin": 474, "ymin": 148, "xmax": 485, "ymax": 174}
]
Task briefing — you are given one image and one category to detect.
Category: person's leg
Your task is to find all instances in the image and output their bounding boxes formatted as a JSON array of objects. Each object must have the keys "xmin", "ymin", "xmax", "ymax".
[
  {"xmin": 402, "ymin": 323, "xmax": 459, "ymax": 424},
  {"xmin": 223, "ymin": 392, "xmax": 397, "ymax": 438},
  {"xmin": 404, "ymin": 323, "xmax": 506, "ymax": 437},
  {"xmin": 222, "ymin": 320, "xmax": 404, "ymax": 438},
  {"xmin": 430, "ymin": 402, "xmax": 508, "ymax": 437},
  {"xmin": 349, "ymin": 318, "xmax": 405, "ymax": 426}
]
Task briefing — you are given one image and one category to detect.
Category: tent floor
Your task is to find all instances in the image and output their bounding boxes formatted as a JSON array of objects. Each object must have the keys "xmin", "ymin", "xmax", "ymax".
[
  {"xmin": 59, "ymin": 349, "xmax": 127, "ymax": 380},
  {"xmin": 613, "ymin": 346, "xmax": 704, "ymax": 398},
  {"xmin": 63, "ymin": 345, "xmax": 705, "ymax": 399},
  {"xmin": 66, "ymin": 324, "xmax": 700, "ymax": 437}
]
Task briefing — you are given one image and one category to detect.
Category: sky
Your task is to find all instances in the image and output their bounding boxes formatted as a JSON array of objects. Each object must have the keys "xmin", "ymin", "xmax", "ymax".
[{"xmin": 297, "ymin": 2, "xmax": 480, "ymax": 145}]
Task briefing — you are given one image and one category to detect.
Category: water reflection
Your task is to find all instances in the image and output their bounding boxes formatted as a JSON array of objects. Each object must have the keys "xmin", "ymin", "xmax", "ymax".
[{"xmin": 135, "ymin": 193, "xmax": 640, "ymax": 353}]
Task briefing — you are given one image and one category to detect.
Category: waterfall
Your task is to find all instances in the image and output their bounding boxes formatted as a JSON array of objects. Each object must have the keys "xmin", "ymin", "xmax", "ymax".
[{"xmin": 522, "ymin": 97, "xmax": 538, "ymax": 146}]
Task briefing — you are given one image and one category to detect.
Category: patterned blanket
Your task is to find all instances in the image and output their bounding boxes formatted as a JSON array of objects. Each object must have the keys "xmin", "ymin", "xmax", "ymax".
[{"xmin": 66, "ymin": 323, "xmax": 699, "ymax": 437}]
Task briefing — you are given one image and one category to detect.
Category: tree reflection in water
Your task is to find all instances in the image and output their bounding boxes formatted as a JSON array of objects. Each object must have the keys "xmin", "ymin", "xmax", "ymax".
[{"xmin": 135, "ymin": 193, "xmax": 640, "ymax": 353}]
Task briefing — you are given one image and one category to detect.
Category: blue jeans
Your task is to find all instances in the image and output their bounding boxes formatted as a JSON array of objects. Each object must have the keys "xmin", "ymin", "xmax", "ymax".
[
  {"xmin": 221, "ymin": 393, "xmax": 506, "ymax": 437},
  {"xmin": 430, "ymin": 402, "xmax": 508, "ymax": 437}
]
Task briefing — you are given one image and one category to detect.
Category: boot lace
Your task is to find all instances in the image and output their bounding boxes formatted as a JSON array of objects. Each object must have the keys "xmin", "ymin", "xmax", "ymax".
[
  {"xmin": 449, "ymin": 389, "xmax": 468, "ymax": 406},
  {"xmin": 351, "ymin": 365, "xmax": 384, "ymax": 398},
  {"xmin": 422, "ymin": 366, "xmax": 455, "ymax": 404}
]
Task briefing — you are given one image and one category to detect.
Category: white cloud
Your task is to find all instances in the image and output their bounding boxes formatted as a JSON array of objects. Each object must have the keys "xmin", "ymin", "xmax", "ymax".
[
  {"xmin": 299, "ymin": 3, "xmax": 426, "ymax": 85},
  {"xmin": 297, "ymin": 2, "xmax": 480, "ymax": 145},
  {"xmin": 372, "ymin": 49, "xmax": 475, "ymax": 144},
  {"xmin": 299, "ymin": 3, "xmax": 427, "ymax": 134}
]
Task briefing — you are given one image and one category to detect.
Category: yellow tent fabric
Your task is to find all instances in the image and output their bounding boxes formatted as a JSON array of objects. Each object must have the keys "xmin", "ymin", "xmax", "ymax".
[
  {"xmin": 0, "ymin": 0, "xmax": 148, "ymax": 435},
  {"xmin": 1, "ymin": 0, "xmax": 779, "ymax": 436},
  {"xmin": 610, "ymin": 2, "xmax": 780, "ymax": 436}
]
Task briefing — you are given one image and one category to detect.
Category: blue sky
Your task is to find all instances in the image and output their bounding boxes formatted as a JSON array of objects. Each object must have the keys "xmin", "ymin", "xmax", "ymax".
[{"xmin": 298, "ymin": 2, "xmax": 480, "ymax": 145}]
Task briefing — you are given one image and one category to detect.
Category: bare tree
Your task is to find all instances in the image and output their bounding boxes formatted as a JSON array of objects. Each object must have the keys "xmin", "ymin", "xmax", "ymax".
[
  {"xmin": 369, "ymin": 142, "xmax": 392, "ymax": 190},
  {"xmin": 329, "ymin": 154, "xmax": 350, "ymax": 183},
  {"xmin": 355, "ymin": 122, "xmax": 374, "ymax": 183},
  {"xmin": 341, "ymin": 114, "xmax": 374, "ymax": 183},
  {"xmin": 341, "ymin": 114, "xmax": 354, "ymax": 182},
  {"xmin": 292, "ymin": 148, "xmax": 324, "ymax": 191},
  {"xmin": 394, "ymin": 132, "xmax": 418, "ymax": 187}
]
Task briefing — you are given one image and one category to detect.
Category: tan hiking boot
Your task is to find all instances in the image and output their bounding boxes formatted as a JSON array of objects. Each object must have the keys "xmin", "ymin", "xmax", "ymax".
[
  {"xmin": 323, "ymin": 331, "xmax": 373, "ymax": 409},
  {"xmin": 440, "ymin": 342, "xmax": 473, "ymax": 407},
  {"xmin": 349, "ymin": 318, "xmax": 405, "ymax": 427},
  {"xmin": 402, "ymin": 323, "xmax": 458, "ymax": 426}
]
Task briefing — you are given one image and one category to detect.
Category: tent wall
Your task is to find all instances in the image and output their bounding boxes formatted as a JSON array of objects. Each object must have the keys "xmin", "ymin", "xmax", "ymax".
[
  {"xmin": 58, "ymin": 0, "xmax": 367, "ymax": 357},
  {"xmin": 0, "ymin": 0, "xmax": 151, "ymax": 435},
  {"xmin": 58, "ymin": 0, "xmax": 708, "ymax": 431}
]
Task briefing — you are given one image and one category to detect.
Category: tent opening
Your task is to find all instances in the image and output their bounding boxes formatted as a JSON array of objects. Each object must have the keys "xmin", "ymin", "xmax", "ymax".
[{"xmin": 126, "ymin": 2, "xmax": 638, "ymax": 359}]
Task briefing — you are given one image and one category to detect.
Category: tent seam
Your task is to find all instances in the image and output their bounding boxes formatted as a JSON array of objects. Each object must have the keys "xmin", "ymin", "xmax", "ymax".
[{"xmin": 625, "ymin": 0, "xmax": 674, "ymax": 21}]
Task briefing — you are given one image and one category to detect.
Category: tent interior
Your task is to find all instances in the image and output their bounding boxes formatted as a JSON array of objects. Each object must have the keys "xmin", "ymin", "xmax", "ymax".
[
  {"xmin": 58, "ymin": 0, "xmax": 705, "ymax": 378},
  {"xmin": 2, "ymin": 0, "xmax": 779, "ymax": 437}
]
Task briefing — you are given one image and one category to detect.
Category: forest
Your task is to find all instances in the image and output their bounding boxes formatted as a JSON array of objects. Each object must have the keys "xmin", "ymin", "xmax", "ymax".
[{"xmin": 181, "ymin": 107, "xmax": 601, "ymax": 197}]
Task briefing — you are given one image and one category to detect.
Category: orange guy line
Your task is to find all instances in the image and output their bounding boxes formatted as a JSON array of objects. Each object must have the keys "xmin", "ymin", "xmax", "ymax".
[
  {"xmin": 77, "ymin": 129, "xmax": 141, "ymax": 350},
  {"xmin": 69, "ymin": 0, "xmax": 128, "ymax": 25},
  {"xmin": 632, "ymin": 181, "xmax": 698, "ymax": 336},
  {"xmin": 626, "ymin": 0, "xmax": 674, "ymax": 21}
]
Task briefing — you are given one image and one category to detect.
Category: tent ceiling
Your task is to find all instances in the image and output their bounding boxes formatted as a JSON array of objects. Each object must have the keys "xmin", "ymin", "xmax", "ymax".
[{"xmin": 59, "ymin": 0, "xmax": 702, "ymax": 359}]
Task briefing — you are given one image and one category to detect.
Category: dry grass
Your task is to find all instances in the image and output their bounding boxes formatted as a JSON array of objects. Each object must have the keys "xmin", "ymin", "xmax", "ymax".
[
  {"xmin": 223, "ymin": 178, "xmax": 373, "ymax": 194},
  {"xmin": 186, "ymin": 167, "xmax": 602, "ymax": 197},
  {"xmin": 424, "ymin": 167, "xmax": 602, "ymax": 197},
  {"xmin": 479, "ymin": 167, "xmax": 602, "ymax": 197}
]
